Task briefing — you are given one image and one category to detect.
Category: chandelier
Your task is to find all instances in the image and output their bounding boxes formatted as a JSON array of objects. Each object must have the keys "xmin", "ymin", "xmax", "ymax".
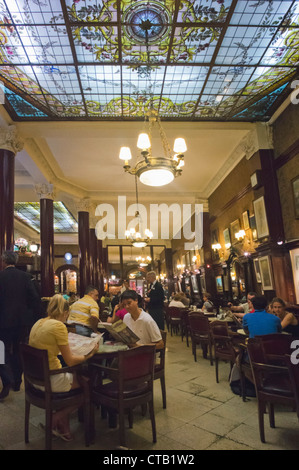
[
  {"xmin": 125, "ymin": 176, "xmax": 153, "ymax": 248},
  {"xmin": 118, "ymin": 16, "xmax": 186, "ymax": 187},
  {"xmin": 136, "ymin": 255, "xmax": 152, "ymax": 267},
  {"xmin": 119, "ymin": 108, "xmax": 187, "ymax": 187}
]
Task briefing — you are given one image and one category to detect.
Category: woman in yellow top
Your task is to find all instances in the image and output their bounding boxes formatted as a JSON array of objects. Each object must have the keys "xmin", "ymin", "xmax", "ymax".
[{"xmin": 29, "ymin": 294, "xmax": 98, "ymax": 441}]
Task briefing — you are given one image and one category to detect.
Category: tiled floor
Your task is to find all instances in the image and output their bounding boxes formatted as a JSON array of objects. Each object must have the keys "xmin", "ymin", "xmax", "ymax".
[{"xmin": 1, "ymin": 332, "xmax": 299, "ymax": 451}]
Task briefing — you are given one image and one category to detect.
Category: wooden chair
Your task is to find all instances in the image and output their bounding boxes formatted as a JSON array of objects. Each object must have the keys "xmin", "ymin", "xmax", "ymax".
[
  {"xmin": 164, "ymin": 305, "xmax": 170, "ymax": 332},
  {"xmin": 154, "ymin": 330, "xmax": 167, "ymax": 409},
  {"xmin": 20, "ymin": 343, "xmax": 91, "ymax": 450},
  {"xmin": 286, "ymin": 354, "xmax": 299, "ymax": 421},
  {"xmin": 188, "ymin": 312, "xmax": 213, "ymax": 365},
  {"xmin": 239, "ymin": 333, "xmax": 294, "ymax": 402},
  {"xmin": 210, "ymin": 321, "xmax": 237, "ymax": 383},
  {"xmin": 90, "ymin": 345, "xmax": 157, "ymax": 448},
  {"xmin": 180, "ymin": 309, "xmax": 191, "ymax": 346},
  {"xmin": 167, "ymin": 307, "xmax": 182, "ymax": 336},
  {"xmin": 247, "ymin": 338, "xmax": 295, "ymax": 443}
]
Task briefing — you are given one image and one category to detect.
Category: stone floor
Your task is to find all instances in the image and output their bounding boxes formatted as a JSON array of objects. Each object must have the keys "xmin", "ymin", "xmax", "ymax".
[{"xmin": 1, "ymin": 332, "xmax": 299, "ymax": 451}]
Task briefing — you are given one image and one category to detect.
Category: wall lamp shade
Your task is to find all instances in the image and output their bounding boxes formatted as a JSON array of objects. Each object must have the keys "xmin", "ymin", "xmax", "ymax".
[
  {"xmin": 119, "ymin": 147, "xmax": 132, "ymax": 161},
  {"xmin": 137, "ymin": 133, "xmax": 151, "ymax": 150},
  {"xmin": 173, "ymin": 138, "xmax": 187, "ymax": 153}
]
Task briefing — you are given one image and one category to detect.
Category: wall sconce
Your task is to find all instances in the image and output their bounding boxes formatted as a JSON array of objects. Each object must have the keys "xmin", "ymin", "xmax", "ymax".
[
  {"xmin": 235, "ymin": 230, "xmax": 245, "ymax": 241},
  {"xmin": 212, "ymin": 243, "xmax": 222, "ymax": 251}
]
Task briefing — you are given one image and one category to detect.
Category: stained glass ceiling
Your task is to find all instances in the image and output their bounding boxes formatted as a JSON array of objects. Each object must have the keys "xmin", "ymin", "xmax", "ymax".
[
  {"xmin": 14, "ymin": 201, "xmax": 78, "ymax": 233},
  {"xmin": 0, "ymin": 0, "xmax": 299, "ymax": 121}
]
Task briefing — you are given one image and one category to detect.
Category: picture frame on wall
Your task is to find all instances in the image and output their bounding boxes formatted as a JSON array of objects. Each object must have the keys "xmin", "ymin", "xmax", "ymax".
[
  {"xmin": 259, "ymin": 255, "xmax": 274, "ymax": 290},
  {"xmin": 242, "ymin": 210, "xmax": 250, "ymax": 230},
  {"xmin": 253, "ymin": 258, "xmax": 262, "ymax": 283},
  {"xmin": 216, "ymin": 275, "xmax": 223, "ymax": 293},
  {"xmin": 249, "ymin": 214, "xmax": 258, "ymax": 240},
  {"xmin": 191, "ymin": 274, "xmax": 199, "ymax": 294},
  {"xmin": 230, "ymin": 219, "xmax": 240, "ymax": 243},
  {"xmin": 223, "ymin": 228, "xmax": 231, "ymax": 248},
  {"xmin": 289, "ymin": 248, "xmax": 299, "ymax": 304},
  {"xmin": 253, "ymin": 196, "xmax": 269, "ymax": 239},
  {"xmin": 292, "ymin": 176, "xmax": 299, "ymax": 219}
]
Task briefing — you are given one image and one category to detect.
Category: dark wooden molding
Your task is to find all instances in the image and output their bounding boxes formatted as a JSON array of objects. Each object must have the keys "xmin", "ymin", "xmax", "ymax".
[
  {"xmin": 209, "ymin": 183, "xmax": 252, "ymax": 223},
  {"xmin": 274, "ymin": 137, "xmax": 299, "ymax": 171}
]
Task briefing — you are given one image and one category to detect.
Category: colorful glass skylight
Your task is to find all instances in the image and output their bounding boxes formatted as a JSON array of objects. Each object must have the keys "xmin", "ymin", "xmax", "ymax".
[
  {"xmin": 14, "ymin": 201, "xmax": 78, "ymax": 233},
  {"xmin": 0, "ymin": 0, "xmax": 298, "ymax": 121}
]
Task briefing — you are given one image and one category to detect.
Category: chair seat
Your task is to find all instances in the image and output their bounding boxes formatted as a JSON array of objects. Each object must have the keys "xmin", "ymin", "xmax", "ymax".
[
  {"xmin": 262, "ymin": 375, "xmax": 293, "ymax": 397},
  {"xmin": 27, "ymin": 383, "xmax": 82, "ymax": 399},
  {"xmin": 94, "ymin": 381, "xmax": 150, "ymax": 399}
]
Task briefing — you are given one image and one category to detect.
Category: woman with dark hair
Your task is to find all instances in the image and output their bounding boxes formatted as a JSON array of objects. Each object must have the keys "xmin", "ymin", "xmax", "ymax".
[{"xmin": 271, "ymin": 297, "xmax": 299, "ymax": 337}]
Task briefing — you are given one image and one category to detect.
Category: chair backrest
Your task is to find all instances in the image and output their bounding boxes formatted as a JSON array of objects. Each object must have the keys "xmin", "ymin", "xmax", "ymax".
[
  {"xmin": 188, "ymin": 312, "xmax": 210, "ymax": 334},
  {"xmin": 209, "ymin": 320, "xmax": 230, "ymax": 337},
  {"xmin": 247, "ymin": 337, "xmax": 267, "ymax": 364},
  {"xmin": 286, "ymin": 355, "xmax": 299, "ymax": 418},
  {"xmin": 20, "ymin": 343, "xmax": 51, "ymax": 392},
  {"xmin": 156, "ymin": 330, "xmax": 167, "ymax": 370},
  {"xmin": 167, "ymin": 307, "xmax": 182, "ymax": 320},
  {"xmin": 255, "ymin": 333, "xmax": 293, "ymax": 355},
  {"xmin": 118, "ymin": 345, "xmax": 156, "ymax": 385}
]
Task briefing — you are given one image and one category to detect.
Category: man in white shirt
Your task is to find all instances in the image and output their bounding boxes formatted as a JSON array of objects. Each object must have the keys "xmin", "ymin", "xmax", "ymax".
[
  {"xmin": 227, "ymin": 292, "xmax": 257, "ymax": 318},
  {"xmin": 121, "ymin": 290, "xmax": 164, "ymax": 349}
]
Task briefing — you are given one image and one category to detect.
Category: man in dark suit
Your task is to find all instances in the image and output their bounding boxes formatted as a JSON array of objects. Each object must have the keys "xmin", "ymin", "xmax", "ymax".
[
  {"xmin": 0, "ymin": 251, "xmax": 40, "ymax": 400},
  {"xmin": 145, "ymin": 271, "xmax": 165, "ymax": 330}
]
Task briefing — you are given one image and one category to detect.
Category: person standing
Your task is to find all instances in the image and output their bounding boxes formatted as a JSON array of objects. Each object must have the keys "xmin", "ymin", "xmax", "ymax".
[
  {"xmin": 0, "ymin": 251, "xmax": 40, "ymax": 400},
  {"xmin": 145, "ymin": 271, "xmax": 165, "ymax": 330}
]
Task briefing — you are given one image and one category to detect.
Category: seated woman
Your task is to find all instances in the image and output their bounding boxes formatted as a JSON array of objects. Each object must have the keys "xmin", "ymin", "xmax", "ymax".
[
  {"xmin": 169, "ymin": 293, "xmax": 186, "ymax": 309},
  {"xmin": 107, "ymin": 300, "xmax": 128, "ymax": 323},
  {"xmin": 29, "ymin": 294, "xmax": 98, "ymax": 441},
  {"xmin": 202, "ymin": 292, "xmax": 214, "ymax": 312},
  {"xmin": 271, "ymin": 297, "xmax": 299, "ymax": 337}
]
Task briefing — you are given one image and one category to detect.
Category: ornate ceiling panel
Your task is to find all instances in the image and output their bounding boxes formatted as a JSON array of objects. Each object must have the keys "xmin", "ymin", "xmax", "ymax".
[{"xmin": 0, "ymin": 0, "xmax": 298, "ymax": 121}]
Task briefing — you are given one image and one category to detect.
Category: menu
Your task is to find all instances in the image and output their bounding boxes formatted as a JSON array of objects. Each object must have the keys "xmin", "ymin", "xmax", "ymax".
[{"xmin": 99, "ymin": 320, "xmax": 140, "ymax": 345}]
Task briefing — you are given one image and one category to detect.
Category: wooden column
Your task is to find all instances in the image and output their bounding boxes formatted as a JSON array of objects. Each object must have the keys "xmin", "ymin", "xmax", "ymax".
[
  {"xmin": 165, "ymin": 247, "xmax": 174, "ymax": 296},
  {"xmin": 78, "ymin": 211, "xmax": 91, "ymax": 297},
  {"xmin": 97, "ymin": 239, "xmax": 105, "ymax": 295},
  {"xmin": 36, "ymin": 184, "xmax": 55, "ymax": 297},
  {"xmin": 0, "ymin": 149, "xmax": 15, "ymax": 256},
  {"xmin": 119, "ymin": 245, "xmax": 124, "ymax": 280},
  {"xmin": 89, "ymin": 227, "xmax": 97, "ymax": 287},
  {"xmin": 0, "ymin": 126, "xmax": 23, "ymax": 269},
  {"xmin": 202, "ymin": 211, "xmax": 216, "ymax": 298},
  {"xmin": 259, "ymin": 149, "xmax": 285, "ymax": 243}
]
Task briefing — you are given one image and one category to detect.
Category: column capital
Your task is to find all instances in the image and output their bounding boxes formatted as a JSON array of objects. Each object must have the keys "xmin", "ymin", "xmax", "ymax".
[
  {"xmin": 76, "ymin": 197, "xmax": 91, "ymax": 213},
  {"xmin": 0, "ymin": 125, "xmax": 24, "ymax": 154},
  {"xmin": 35, "ymin": 183, "xmax": 55, "ymax": 200},
  {"xmin": 241, "ymin": 123, "xmax": 273, "ymax": 161}
]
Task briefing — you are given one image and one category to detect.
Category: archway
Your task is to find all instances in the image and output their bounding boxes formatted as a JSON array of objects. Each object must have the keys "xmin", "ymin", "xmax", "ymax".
[{"xmin": 55, "ymin": 264, "xmax": 79, "ymax": 294}]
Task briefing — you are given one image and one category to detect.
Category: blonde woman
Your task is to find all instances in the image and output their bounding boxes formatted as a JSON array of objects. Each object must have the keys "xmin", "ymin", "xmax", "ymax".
[
  {"xmin": 271, "ymin": 297, "xmax": 299, "ymax": 337},
  {"xmin": 29, "ymin": 294, "xmax": 98, "ymax": 441}
]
